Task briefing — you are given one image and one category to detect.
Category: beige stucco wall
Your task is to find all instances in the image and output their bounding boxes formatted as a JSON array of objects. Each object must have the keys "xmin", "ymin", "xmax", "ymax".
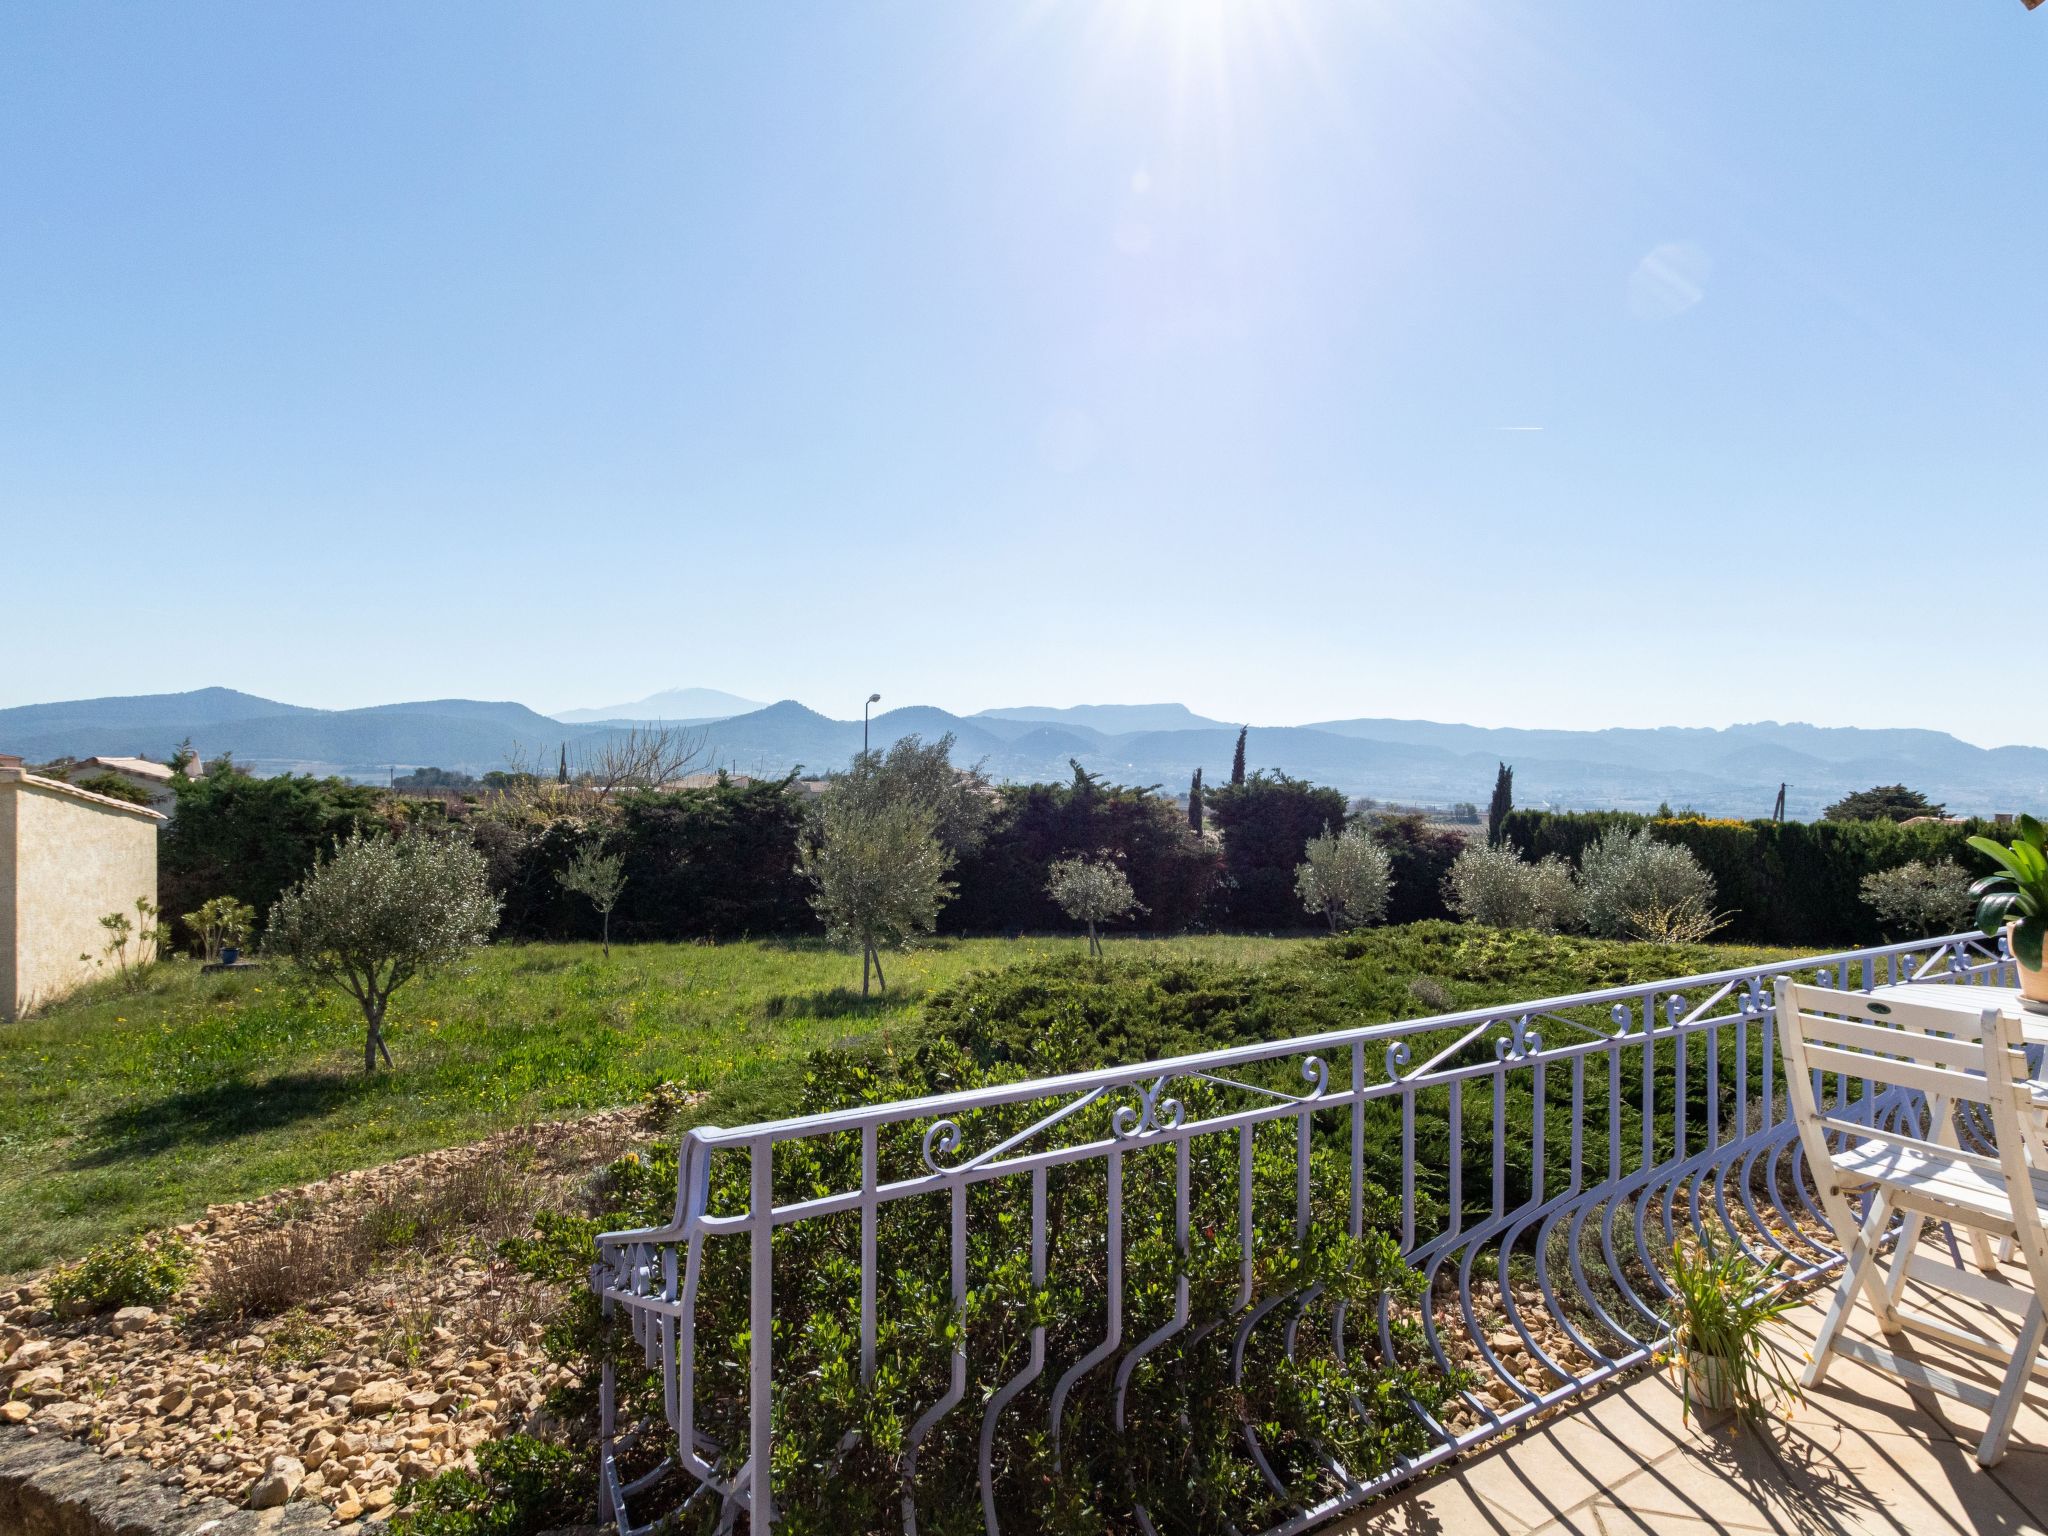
[{"xmin": 1, "ymin": 769, "xmax": 162, "ymax": 1021}]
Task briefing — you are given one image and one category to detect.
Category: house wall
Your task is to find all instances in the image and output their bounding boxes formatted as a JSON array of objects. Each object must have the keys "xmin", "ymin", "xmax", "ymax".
[{"xmin": 0, "ymin": 770, "xmax": 161, "ymax": 1021}]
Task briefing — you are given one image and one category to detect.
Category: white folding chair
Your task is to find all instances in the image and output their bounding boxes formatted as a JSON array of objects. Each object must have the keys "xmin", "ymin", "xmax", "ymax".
[{"xmin": 1776, "ymin": 978, "xmax": 2048, "ymax": 1465}]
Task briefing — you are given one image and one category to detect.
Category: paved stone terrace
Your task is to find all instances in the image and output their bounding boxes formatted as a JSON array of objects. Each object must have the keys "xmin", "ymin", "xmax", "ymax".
[{"xmin": 1336, "ymin": 1259, "xmax": 2048, "ymax": 1535}]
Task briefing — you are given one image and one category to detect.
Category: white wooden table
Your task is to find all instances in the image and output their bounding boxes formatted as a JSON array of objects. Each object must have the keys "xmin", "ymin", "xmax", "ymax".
[{"xmin": 1867, "ymin": 982, "xmax": 2048, "ymax": 1048}]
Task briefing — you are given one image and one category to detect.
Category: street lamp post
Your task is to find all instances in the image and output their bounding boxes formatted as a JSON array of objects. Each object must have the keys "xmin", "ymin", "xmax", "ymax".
[{"xmin": 864, "ymin": 693, "xmax": 881, "ymax": 755}]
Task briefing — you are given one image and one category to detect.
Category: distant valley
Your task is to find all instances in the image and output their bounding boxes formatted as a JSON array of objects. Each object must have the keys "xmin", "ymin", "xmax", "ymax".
[{"xmin": 4, "ymin": 686, "xmax": 2045, "ymax": 820}]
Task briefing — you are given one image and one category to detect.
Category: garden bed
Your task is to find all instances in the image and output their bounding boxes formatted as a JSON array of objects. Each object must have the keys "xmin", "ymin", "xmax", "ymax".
[{"xmin": 0, "ymin": 1106, "xmax": 661, "ymax": 1525}]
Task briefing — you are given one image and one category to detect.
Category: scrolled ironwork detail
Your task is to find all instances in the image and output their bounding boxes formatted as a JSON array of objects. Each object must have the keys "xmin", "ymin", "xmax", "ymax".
[
  {"xmin": 1111, "ymin": 1076, "xmax": 1186, "ymax": 1139},
  {"xmin": 1494, "ymin": 1016, "xmax": 1543, "ymax": 1060},
  {"xmin": 921, "ymin": 1118, "xmax": 965, "ymax": 1173}
]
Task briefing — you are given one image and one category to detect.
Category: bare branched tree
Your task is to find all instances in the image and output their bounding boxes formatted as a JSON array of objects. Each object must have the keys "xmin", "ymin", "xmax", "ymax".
[{"xmin": 500, "ymin": 724, "xmax": 707, "ymax": 811}]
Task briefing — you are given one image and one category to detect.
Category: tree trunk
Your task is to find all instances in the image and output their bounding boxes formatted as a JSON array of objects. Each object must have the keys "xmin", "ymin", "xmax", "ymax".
[
  {"xmin": 1087, "ymin": 919, "xmax": 1100, "ymax": 958},
  {"xmin": 862, "ymin": 946, "xmax": 871, "ymax": 997},
  {"xmin": 602, "ymin": 910, "xmax": 611, "ymax": 960},
  {"xmin": 873, "ymin": 948, "xmax": 887, "ymax": 993}
]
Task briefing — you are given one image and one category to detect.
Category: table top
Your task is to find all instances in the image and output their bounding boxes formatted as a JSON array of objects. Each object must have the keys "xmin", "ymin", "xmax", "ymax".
[{"xmin": 1868, "ymin": 981, "xmax": 2048, "ymax": 1044}]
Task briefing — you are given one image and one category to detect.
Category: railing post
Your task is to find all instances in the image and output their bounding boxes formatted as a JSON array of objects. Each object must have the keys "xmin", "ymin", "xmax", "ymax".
[{"xmin": 750, "ymin": 1135, "xmax": 775, "ymax": 1528}]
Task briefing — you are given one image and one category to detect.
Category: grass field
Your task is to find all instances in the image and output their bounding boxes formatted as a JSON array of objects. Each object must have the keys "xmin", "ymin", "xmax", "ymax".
[{"xmin": 0, "ymin": 934, "xmax": 1300, "ymax": 1275}]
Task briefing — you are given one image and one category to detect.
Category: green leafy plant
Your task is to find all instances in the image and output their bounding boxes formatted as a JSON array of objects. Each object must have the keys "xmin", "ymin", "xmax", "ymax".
[
  {"xmin": 183, "ymin": 895, "xmax": 256, "ymax": 963},
  {"xmin": 1969, "ymin": 814, "xmax": 2048, "ymax": 969},
  {"xmin": 393, "ymin": 1434, "xmax": 592, "ymax": 1536},
  {"xmin": 48, "ymin": 1234, "xmax": 191, "ymax": 1314},
  {"xmin": 1659, "ymin": 1240, "xmax": 1801, "ymax": 1423}
]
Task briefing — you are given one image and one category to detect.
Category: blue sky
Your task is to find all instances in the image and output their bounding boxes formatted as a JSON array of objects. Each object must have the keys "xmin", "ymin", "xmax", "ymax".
[{"xmin": 3, "ymin": 4, "xmax": 2042, "ymax": 744}]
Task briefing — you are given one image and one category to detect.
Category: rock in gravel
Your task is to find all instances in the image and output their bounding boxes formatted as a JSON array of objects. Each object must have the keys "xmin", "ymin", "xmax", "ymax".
[
  {"xmin": 0, "ymin": 1400, "xmax": 31, "ymax": 1423},
  {"xmin": 248, "ymin": 1454, "xmax": 307, "ymax": 1508},
  {"xmin": 4, "ymin": 1338, "xmax": 54, "ymax": 1371},
  {"xmin": 108, "ymin": 1305, "xmax": 156, "ymax": 1335},
  {"xmin": 350, "ymin": 1379, "xmax": 408, "ymax": 1415}
]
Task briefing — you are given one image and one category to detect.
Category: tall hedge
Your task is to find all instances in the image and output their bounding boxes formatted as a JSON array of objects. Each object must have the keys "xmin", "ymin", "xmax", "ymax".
[
  {"xmin": 161, "ymin": 768, "xmax": 385, "ymax": 940},
  {"xmin": 1206, "ymin": 771, "xmax": 1351, "ymax": 930},
  {"xmin": 944, "ymin": 772, "xmax": 1222, "ymax": 935},
  {"xmin": 1499, "ymin": 810, "xmax": 2012, "ymax": 946},
  {"xmin": 479, "ymin": 777, "xmax": 814, "ymax": 942}
]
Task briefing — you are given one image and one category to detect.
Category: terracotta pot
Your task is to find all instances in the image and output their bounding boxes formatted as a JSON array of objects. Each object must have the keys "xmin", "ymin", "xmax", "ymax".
[
  {"xmin": 2011, "ymin": 923, "xmax": 2048, "ymax": 1005},
  {"xmin": 1686, "ymin": 1355, "xmax": 1736, "ymax": 1416}
]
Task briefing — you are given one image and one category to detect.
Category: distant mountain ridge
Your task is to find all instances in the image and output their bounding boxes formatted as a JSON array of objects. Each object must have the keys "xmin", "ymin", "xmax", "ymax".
[
  {"xmin": 3, "ymin": 688, "xmax": 2044, "ymax": 819},
  {"xmin": 553, "ymin": 687, "xmax": 766, "ymax": 724}
]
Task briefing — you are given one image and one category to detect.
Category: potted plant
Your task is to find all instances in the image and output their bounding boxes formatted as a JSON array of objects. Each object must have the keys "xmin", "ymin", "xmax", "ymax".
[
  {"xmin": 1969, "ymin": 814, "xmax": 2048, "ymax": 1006},
  {"xmin": 185, "ymin": 895, "xmax": 256, "ymax": 967},
  {"xmin": 1661, "ymin": 1240, "xmax": 1801, "ymax": 1423}
]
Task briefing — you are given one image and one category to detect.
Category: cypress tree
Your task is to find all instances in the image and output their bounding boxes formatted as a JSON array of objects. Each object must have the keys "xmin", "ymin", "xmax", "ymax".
[
  {"xmin": 558, "ymin": 743, "xmax": 569, "ymax": 785},
  {"xmin": 1230, "ymin": 727, "xmax": 1247, "ymax": 786},
  {"xmin": 1187, "ymin": 767, "xmax": 1204, "ymax": 833},
  {"xmin": 1486, "ymin": 761, "xmax": 1513, "ymax": 848}
]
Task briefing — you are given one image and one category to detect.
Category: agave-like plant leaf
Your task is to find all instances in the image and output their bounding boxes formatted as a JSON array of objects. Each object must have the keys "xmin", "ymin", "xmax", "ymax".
[
  {"xmin": 1976, "ymin": 890, "xmax": 2023, "ymax": 936},
  {"xmin": 2014, "ymin": 917, "xmax": 2045, "ymax": 971},
  {"xmin": 2017, "ymin": 811, "xmax": 2045, "ymax": 847},
  {"xmin": 1967, "ymin": 835, "xmax": 2029, "ymax": 879}
]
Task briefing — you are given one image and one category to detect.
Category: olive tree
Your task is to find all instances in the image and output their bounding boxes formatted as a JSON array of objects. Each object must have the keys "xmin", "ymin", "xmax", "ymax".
[
  {"xmin": 835, "ymin": 733, "xmax": 991, "ymax": 856},
  {"xmin": 1859, "ymin": 858, "xmax": 1974, "ymax": 938},
  {"xmin": 557, "ymin": 842, "xmax": 628, "ymax": 957},
  {"xmin": 268, "ymin": 830, "xmax": 500, "ymax": 1072},
  {"xmin": 1443, "ymin": 841, "xmax": 1580, "ymax": 933},
  {"xmin": 1293, "ymin": 825, "xmax": 1393, "ymax": 932},
  {"xmin": 1577, "ymin": 827, "xmax": 1723, "ymax": 944},
  {"xmin": 799, "ymin": 794, "xmax": 953, "ymax": 995},
  {"xmin": 1047, "ymin": 854, "xmax": 1141, "ymax": 956}
]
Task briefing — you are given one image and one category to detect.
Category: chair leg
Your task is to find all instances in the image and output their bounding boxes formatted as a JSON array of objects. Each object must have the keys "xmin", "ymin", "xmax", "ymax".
[
  {"xmin": 1808, "ymin": 1194, "xmax": 1897, "ymax": 1387},
  {"xmin": 1886, "ymin": 1211, "xmax": 1929, "ymax": 1308},
  {"xmin": 1978, "ymin": 1298, "xmax": 2048, "ymax": 1467}
]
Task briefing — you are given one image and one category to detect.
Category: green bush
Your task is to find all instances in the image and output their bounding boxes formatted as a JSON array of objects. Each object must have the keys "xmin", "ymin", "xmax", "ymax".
[
  {"xmin": 48, "ymin": 1235, "xmax": 191, "ymax": 1314},
  {"xmin": 394, "ymin": 1435, "xmax": 592, "ymax": 1536}
]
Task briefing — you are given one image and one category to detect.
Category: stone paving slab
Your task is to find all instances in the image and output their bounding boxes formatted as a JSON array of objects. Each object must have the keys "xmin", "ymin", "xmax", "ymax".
[{"xmin": 1328, "ymin": 1269, "xmax": 2048, "ymax": 1536}]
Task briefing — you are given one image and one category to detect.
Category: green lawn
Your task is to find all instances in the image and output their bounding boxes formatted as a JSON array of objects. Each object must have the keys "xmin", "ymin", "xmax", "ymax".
[{"xmin": 0, "ymin": 934, "xmax": 1299, "ymax": 1275}]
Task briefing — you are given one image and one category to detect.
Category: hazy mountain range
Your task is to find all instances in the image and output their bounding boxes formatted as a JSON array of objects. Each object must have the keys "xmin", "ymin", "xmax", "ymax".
[{"xmin": 4, "ymin": 687, "xmax": 2045, "ymax": 820}]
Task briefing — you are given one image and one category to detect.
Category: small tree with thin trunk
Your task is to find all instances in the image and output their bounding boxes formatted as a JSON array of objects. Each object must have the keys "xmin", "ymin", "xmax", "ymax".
[
  {"xmin": 1047, "ymin": 854, "xmax": 1141, "ymax": 956},
  {"xmin": 799, "ymin": 794, "xmax": 953, "ymax": 995},
  {"xmin": 557, "ymin": 843, "xmax": 628, "ymax": 957},
  {"xmin": 1294, "ymin": 824, "xmax": 1394, "ymax": 932},
  {"xmin": 268, "ymin": 830, "xmax": 500, "ymax": 1072},
  {"xmin": 1486, "ymin": 762, "xmax": 1514, "ymax": 848}
]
